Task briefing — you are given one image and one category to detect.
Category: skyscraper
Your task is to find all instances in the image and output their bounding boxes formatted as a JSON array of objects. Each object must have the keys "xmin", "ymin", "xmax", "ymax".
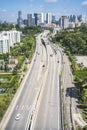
[
  {"xmin": 46, "ymin": 13, "xmax": 52, "ymax": 24},
  {"xmin": 34, "ymin": 13, "xmax": 41, "ymax": 26},
  {"xmin": 17, "ymin": 11, "xmax": 23, "ymax": 27},
  {"xmin": 52, "ymin": 15, "xmax": 56, "ymax": 23},
  {"xmin": 78, "ymin": 15, "xmax": 86, "ymax": 23},
  {"xmin": 59, "ymin": 16, "xmax": 69, "ymax": 29},
  {"xmin": 40, "ymin": 13, "xmax": 45, "ymax": 23},
  {"xmin": 27, "ymin": 14, "xmax": 32, "ymax": 26}
]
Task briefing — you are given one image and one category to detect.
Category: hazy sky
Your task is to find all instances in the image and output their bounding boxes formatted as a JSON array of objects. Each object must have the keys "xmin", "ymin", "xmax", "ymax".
[{"xmin": 0, "ymin": 0, "xmax": 87, "ymax": 22}]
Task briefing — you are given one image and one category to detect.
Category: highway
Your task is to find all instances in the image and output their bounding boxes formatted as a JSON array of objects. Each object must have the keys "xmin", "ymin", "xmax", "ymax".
[
  {"xmin": 1, "ymin": 30, "xmax": 63, "ymax": 130},
  {"xmin": 31, "ymin": 39, "xmax": 62, "ymax": 130},
  {"xmin": 3, "ymin": 33, "xmax": 47, "ymax": 130},
  {"xmin": 1, "ymin": 30, "xmax": 87, "ymax": 130}
]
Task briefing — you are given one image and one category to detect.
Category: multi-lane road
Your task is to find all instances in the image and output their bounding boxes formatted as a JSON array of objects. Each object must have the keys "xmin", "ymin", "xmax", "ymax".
[
  {"xmin": 0, "ymin": 31, "xmax": 62, "ymax": 130},
  {"xmin": 0, "ymin": 32, "xmax": 46, "ymax": 130},
  {"xmin": 31, "ymin": 37, "xmax": 62, "ymax": 130},
  {"xmin": 1, "ymin": 30, "xmax": 86, "ymax": 130}
]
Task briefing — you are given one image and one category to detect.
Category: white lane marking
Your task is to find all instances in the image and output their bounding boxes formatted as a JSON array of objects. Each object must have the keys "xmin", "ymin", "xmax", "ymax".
[{"xmin": 25, "ymin": 105, "xmax": 32, "ymax": 130}]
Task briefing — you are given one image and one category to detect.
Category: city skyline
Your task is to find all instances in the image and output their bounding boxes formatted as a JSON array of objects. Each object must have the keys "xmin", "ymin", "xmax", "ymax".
[{"xmin": 0, "ymin": 0, "xmax": 87, "ymax": 22}]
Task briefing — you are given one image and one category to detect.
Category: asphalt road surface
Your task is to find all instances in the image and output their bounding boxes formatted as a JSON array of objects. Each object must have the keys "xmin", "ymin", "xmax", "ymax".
[
  {"xmin": 4, "ymin": 33, "xmax": 47, "ymax": 130},
  {"xmin": 31, "ymin": 40, "xmax": 62, "ymax": 130}
]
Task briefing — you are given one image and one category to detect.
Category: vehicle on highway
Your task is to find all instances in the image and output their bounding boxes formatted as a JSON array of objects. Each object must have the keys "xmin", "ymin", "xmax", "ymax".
[
  {"xmin": 36, "ymin": 51, "xmax": 40, "ymax": 55},
  {"xmin": 15, "ymin": 114, "xmax": 21, "ymax": 121},
  {"xmin": 50, "ymin": 54, "xmax": 53, "ymax": 57},
  {"xmin": 42, "ymin": 64, "xmax": 45, "ymax": 67},
  {"xmin": 34, "ymin": 59, "xmax": 36, "ymax": 62}
]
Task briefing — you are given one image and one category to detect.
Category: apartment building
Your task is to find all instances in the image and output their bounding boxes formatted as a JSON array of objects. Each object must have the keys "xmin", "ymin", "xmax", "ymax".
[
  {"xmin": 0, "ymin": 35, "xmax": 10, "ymax": 54},
  {"xmin": 59, "ymin": 16, "xmax": 69, "ymax": 29},
  {"xmin": 0, "ymin": 30, "xmax": 22, "ymax": 54}
]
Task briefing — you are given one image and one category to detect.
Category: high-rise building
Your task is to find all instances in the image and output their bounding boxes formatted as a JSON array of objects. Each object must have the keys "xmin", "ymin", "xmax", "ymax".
[
  {"xmin": 68, "ymin": 15, "xmax": 78, "ymax": 23},
  {"xmin": 34, "ymin": 13, "xmax": 42, "ymax": 25},
  {"xmin": 32, "ymin": 17, "xmax": 35, "ymax": 26},
  {"xmin": 27, "ymin": 14, "xmax": 32, "ymax": 26},
  {"xmin": 40, "ymin": 13, "xmax": 45, "ymax": 23},
  {"xmin": 44, "ymin": 13, "xmax": 47, "ymax": 23},
  {"xmin": 23, "ymin": 19, "xmax": 28, "ymax": 26},
  {"xmin": 59, "ymin": 16, "xmax": 69, "ymax": 29},
  {"xmin": 46, "ymin": 13, "xmax": 52, "ymax": 24},
  {"xmin": 68, "ymin": 15, "xmax": 73, "ymax": 22},
  {"xmin": 0, "ymin": 35, "xmax": 10, "ymax": 54},
  {"xmin": 0, "ymin": 31, "xmax": 22, "ymax": 54},
  {"xmin": 17, "ymin": 11, "xmax": 23, "ymax": 27},
  {"xmin": 78, "ymin": 15, "xmax": 86, "ymax": 23},
  {"xmin": 52, "ymin": 15, "xmax": 56, "ymax": 23}
]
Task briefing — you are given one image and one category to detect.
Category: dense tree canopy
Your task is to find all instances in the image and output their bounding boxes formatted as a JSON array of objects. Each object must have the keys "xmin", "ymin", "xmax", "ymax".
[{"xmin": 53, "ymin": 25, "xmax": 87, "ymax": 55}]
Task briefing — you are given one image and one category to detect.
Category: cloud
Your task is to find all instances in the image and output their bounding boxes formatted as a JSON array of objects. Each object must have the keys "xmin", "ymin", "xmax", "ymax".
[
  {"xmin": 2, "ymin": 9, "xmax": 7, "ymax": 12},
  {"xmin": 45, "ymin": 0, "xmax": 58, "ymax": 3},
  {"xmin": 81, "ymin": 1, "xmax": 87, "ymax": 5},
  {"xmin": 0, "ymin": 8, "xmax": 7, "ymax": 12}
]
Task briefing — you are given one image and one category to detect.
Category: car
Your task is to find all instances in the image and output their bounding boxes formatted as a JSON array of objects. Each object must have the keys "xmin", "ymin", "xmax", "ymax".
[
  {"xmin": 34, "ymin": 59, "xmax": 36, "ymax": 62},
  {"xmin": 15, "ymin": 114, "xmax": 21, "ymax": 121},
  {"xmin": 42, "ymin": 65, "xmax": 45, "ymax": 68},
  {"xmin": 50, "ymin": 54, "xmax": 53, "ymax": 57}
]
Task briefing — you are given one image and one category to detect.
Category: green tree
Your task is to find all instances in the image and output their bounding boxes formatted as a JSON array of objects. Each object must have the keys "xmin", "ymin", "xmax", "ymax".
[{"xmin": 83, "ymin": 125, "xmax": 87, "ymax": 130}]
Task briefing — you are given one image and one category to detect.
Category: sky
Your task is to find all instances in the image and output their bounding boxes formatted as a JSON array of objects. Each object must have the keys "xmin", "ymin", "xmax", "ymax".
[{"xmin": 0, "ymin": 0, "xmax": 87, "ymax": 22}]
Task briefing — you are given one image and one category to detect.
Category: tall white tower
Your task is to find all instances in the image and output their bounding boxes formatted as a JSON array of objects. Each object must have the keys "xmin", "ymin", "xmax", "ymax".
[{"xmin": 46, "ymin": 13, "xmax": 52, "ymax": 24}]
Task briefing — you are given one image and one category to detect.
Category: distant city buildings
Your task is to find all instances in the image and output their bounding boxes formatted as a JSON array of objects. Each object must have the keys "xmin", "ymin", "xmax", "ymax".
[
  {"xmin": 59, "ymin": 14, "xmax": 86, "ymax": 29},
  {"xmin": 17, "ymin": 11, "xmax": 23, "ymax": 27},
  {"xmin": 34, "ymin": 13, "xmax": 41, "ymax": 26},
  {"xmin": 17, "ymin": 11, "xmax": 87, "ymax": 29},
  {"xmin": 27, "ymin": 14, "xmax": 33, "ymax": 26},
  {"xmin": 17, "ymin": 11, "xmax": 55, "ymax": 27},
  {"xmin": 46, "ymin": 13, "xmax": 52, "ymax": 24},
  {"xmin": 59, "ymin": 16, "xmax": 69, "ymax": 29},
  {"xmin": 52, "ymin": 15, "xmax": 56, "ymax": 23},
  {"xmin": 0, "ymin": 30, "xmax": 22, "ymax": 54}
]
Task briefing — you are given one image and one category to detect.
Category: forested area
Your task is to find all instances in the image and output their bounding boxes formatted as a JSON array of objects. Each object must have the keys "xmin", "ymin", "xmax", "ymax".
[{"xmin": 53, "ymin": 26, "xmax": 87, "ymax": 55}]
